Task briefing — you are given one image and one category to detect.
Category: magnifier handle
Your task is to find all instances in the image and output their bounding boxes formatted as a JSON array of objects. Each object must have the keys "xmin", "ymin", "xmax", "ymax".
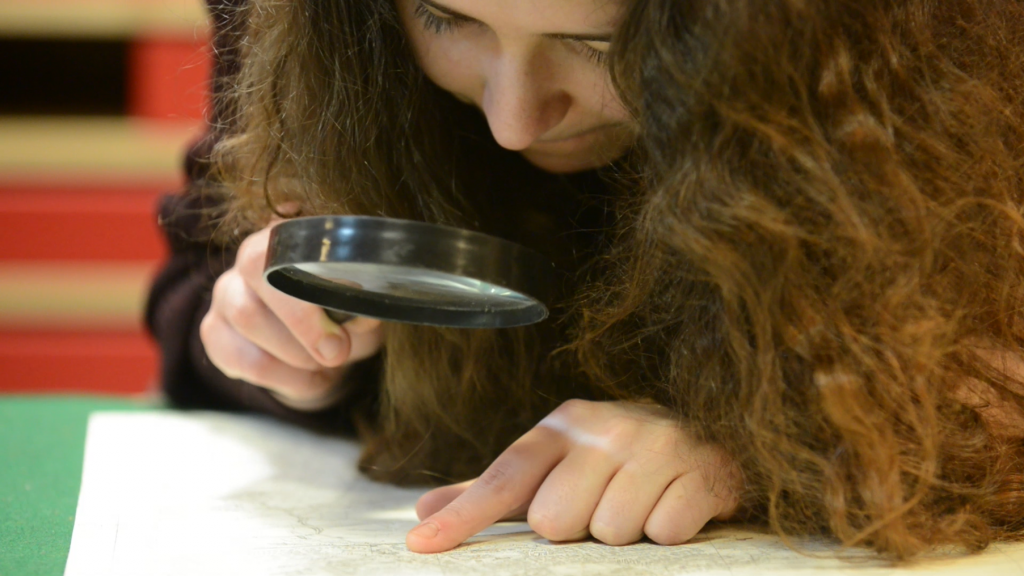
[{"xmin": 325, "ymin": 309, "xmax": 356, "ymax": 326}]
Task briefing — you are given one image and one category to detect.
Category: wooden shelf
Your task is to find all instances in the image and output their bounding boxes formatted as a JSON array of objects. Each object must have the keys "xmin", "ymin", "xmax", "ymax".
[
  {"xmin": 0, "ymin": 184, "xmax": 168, "ymax": 262},
  {"xmin": 0, "ymin": 2, "xmax": 212, "ymax": 395},
  {"xmin": 0, "ymin": 0, "xmax": 208, "ymax": 39},
  {"xmin": 0, "ymin": 116, "xmax": 202, "ymax": 185},
  {"xmin": 0, "ymin": 262, "xmax": 158, "ymax": 329},
  {"xmin": 0, "ymin": 329, "xmax": 157, "ymax": 393}
]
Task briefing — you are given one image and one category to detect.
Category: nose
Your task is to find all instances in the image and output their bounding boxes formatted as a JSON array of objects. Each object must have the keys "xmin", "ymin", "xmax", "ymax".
[{"xmin": 480, "ymin": 53, "xmax": 571, "ymax": 151}]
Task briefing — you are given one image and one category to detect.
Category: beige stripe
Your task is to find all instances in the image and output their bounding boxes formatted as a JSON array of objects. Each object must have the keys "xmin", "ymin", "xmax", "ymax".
[
  {"xmin": 0, "ymin": 117, "xmax": 203, "ymax": 184},
  {"xmin": 0, "ymin": 262, "xmax": 160, "ymax": 329},
  {"xmin": 0, "ymin": 0, "xmax": 208, "ymax": 39}
]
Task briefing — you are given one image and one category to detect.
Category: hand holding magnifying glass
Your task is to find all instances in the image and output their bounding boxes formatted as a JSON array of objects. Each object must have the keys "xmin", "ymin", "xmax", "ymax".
[
  {"xmin": 199, "ymin": 221, "xmax": 385, "ymax": 411},
  {"xmin": 201, "ymin": 215, "xmax": 556, "ymax": 410}
]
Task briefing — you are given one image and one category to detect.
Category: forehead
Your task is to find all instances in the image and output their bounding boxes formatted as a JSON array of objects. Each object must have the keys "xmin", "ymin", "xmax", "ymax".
[{"xmin": 427, "ymin": 0, "xmax": 623, "ymax": 33}]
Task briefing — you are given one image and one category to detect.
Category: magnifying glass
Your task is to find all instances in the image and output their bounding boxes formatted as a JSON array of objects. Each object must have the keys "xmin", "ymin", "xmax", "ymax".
[{"xmin": 263, "ymin": 216, "xmax": 557, "ymax": 329}]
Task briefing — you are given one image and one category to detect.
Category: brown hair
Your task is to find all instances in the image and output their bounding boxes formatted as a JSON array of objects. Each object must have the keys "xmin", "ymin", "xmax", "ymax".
[
  {"xmin": 209, "ymin": 0, "xmax": 618, "ymax": 484},
  {"xmin": 209, "ymin": 0, "xmax": 1024, "ymax": 561},
  {"xmin": 579, "ymin": 0, "xmax": 1024, "ymax": 559}
]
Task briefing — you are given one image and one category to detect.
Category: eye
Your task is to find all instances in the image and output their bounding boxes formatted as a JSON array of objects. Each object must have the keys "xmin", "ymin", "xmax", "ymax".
[
  {"xmin": 572, "ymin": 40, "xmax": 609, "ymax": 67},
  {"xmin": 413, "ymin": 1, "xmax": 470, "ymax": 35}
]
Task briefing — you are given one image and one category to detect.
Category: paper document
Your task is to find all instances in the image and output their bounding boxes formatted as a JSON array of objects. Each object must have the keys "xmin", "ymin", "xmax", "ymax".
[{"xmin": 65, "ymin": 412, "xmax": 1024, "ymax": 575}]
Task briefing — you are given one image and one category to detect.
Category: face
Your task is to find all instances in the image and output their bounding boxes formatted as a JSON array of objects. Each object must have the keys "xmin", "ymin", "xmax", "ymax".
[{"xmin": 396, "ymin": 0, "xmax": 635, "ymax": 174}]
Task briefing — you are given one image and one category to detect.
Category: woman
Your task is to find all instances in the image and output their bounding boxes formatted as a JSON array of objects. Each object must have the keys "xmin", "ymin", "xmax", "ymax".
[{"xmin": 146, "ymin": 0, "xmax": 1024, "ymax": 560}]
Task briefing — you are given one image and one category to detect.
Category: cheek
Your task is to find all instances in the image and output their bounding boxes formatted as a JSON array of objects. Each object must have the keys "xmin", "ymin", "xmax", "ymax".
[
  {"xmin": 549, "ymin": 52, "xmax": 630, "ymax": 128},
  {"xmin": 405, "ymin": 31, "xmax": 483, "ymax": 103},
  {"xmin": 395, "ymin": 0, "xmax": 482, "ymax": 100},
  {"xmin": 579, "ymin": 69, "xmax": 631, "ymax": 125}
]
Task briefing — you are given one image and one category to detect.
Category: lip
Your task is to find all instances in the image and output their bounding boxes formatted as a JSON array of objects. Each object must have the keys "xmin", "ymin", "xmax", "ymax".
[
  {"xmin": 521, "ymin": 124, "xmax": 634, "ymax": 173},
  {"xmin": 535, "ymin": 125, "xmax": 610, "ymax": 145}
]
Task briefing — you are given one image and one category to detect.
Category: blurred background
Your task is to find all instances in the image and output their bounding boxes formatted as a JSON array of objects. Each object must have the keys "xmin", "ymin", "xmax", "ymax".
[{"xmin": 0, "ymin": 0, "xmax": 211, "ymax": 395}]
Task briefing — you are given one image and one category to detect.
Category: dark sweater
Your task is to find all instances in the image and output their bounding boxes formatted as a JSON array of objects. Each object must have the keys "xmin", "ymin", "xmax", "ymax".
[{"xmin": 144, "ymin": 0, "xmax": 374, "ymax": 435}]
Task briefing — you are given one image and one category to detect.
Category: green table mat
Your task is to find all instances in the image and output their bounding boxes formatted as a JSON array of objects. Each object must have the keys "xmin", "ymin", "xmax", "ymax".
[{"xmin": 0, "ymin": 395, "xmax": 152, "ymax": 576}]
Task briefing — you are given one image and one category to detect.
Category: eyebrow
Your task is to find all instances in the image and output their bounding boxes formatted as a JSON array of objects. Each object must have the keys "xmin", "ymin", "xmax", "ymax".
[{"xmin": 418, "ymin": 0, "xmax": 614, "ymax": 43}]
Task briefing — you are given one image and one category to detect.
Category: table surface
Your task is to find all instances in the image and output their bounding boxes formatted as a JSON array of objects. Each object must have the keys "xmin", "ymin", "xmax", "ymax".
[{"xmin": 0, "ymin": 395, "xmax": 149, "ymax": 576}]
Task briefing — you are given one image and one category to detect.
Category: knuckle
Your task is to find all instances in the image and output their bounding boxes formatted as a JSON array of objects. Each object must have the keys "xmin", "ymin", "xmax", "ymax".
[
  {"xmin": 595, "ymin": 418, "xmax": 638, "ymax": 456},
  {"xmin": 634, "ymin": 443, "xmax": 686, "ymax": 477},
  {"xmin": 710, "ymin": 481, "xmax": 743, "ymax": 519},
  {"xmin": 233, "ymin": 346, "xmax": 275, "ymax": 383},
  {"xmin": 554, "ymin": 398, "xmax": 591, "ymax": 420},
  {"xmin": 475, "ymin": 459, "xmax": 517, "ymax": 496},
  {"xmin": 211, "ymin": 270, "xmax": 244, "ymax": 312},
  {"xmin": 309, "ymin": 369, "xmax": 342, "ymax": 395},
  {"xmin": 434, "ymin": 499, "xmax": 474, "ymax": 528},
  {"xmin": 588, "ymin": 517, "xmax": 638, "ymax": 547},
  {"xmin": 697, "ymin": 455, "xmax": 743, "ymax": 507},
  {"xmin": 237, "ymin": 232, "xmax": 265, "ymax": 262},
  {"xmin": 273, "ymin": 375, "xmax": 331, "ymax": 403},
  {"xmin": 648, "ymin": 426, "xmax": 682, "ymax": 451},
  {"xmin": 235, "ymin": 239, "xmax": 255, "ymax": 268},
  {"xmin": 644, "ymin": 520, "xmax": 689, "ymax": 546},
  {"xmin": 348, "ymin": 329, "xmax": 383, "ymax": 362},
  {"xmin": 236, "ymin": 239, "xmax": 268, "ymax": 279},
  {"xmin": 199, "ymin": 317, "xmax": 231, "ymax": 374},
  {"xmin": 210, "ymin": 273, "xmax": 228, "ymax": 303},
  {"xmin": 203, "ymin": 348, "xmax": 242, "ymax": 383},
  {"xmin": 527, "ymin": 508, "xmax": 577, "ymax": 542},
  {"xmin": 274, "ymin": 306, "xmax": 323, "ymax": 344},
  {"xmin": 528, "ymin": 508, "xmax": 569, "ymax": 541},
  {"xmin": 414, "ymin": 484, "xmax": 462, "ymax": 521},
  {"xmin": 198, "ymin": 312, "xmax": 217, "ymax": 347},
  {"xmin": 291, "ymin": 350, "xmax": 329, "ymax": 372},
  {"xmin": 223, "ymin": 291, "xmax": 264, "ymax": 332}
]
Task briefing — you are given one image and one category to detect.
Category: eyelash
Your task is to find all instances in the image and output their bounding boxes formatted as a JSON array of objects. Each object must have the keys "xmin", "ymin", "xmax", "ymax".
[
  {"xmin": 411, "ymin": 1, "xmax": 609, "ymax": 67},
  {"xmin": 576, "ymin": 43, "xmax": 608, "ymax": 67},
  {"xmin": 412, "ymin": 2, "xmax": 467, "ymax": 35}
]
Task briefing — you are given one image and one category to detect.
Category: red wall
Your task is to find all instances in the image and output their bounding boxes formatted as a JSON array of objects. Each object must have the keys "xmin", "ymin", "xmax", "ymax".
[{"xmin": 0, "ymin": 31, "xmax": 211, "ymax": 394}]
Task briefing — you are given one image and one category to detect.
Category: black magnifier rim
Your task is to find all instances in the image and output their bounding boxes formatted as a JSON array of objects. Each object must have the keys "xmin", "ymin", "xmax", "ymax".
[{"xmin": 263, "ymin": 215, "xmax": 556, "ymax": 328}]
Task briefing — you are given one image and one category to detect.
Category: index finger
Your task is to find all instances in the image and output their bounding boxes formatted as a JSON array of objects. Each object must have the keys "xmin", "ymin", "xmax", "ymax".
[
  {"xmin": 235, "ymin": 226, "xmax": 351, "ymax": 367},
  {"xmin": 406, "ymin": 426, "xmax": 568, "ymax": 554}
]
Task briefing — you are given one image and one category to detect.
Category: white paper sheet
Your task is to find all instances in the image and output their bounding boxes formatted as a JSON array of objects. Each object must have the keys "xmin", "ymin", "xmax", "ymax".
[{"xmin": 64, "ymin": 412, "xmax": 1024, "ymax": 576}]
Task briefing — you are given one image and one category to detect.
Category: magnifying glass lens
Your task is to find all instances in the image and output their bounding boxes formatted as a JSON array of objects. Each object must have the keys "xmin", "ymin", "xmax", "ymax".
[
  {"xmin": 294, "ymin": 262, "xmax": 534, "ymax": 311},
  {"xmin": 265, "ymin": 216, "xmax": 556, "ymax": 328}
]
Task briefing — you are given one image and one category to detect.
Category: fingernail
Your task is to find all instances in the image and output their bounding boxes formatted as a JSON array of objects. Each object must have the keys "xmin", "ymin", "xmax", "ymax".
[
  {"xmin": 410, "ymin": 522, "xmax": 439, "ymax": 540},
  {"xmin": 317, "ymin": 335, "xmax": 345, "ymax": 362}
]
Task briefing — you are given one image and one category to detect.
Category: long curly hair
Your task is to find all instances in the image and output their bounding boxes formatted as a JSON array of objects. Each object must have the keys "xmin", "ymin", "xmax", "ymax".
[
  {"xmin": 579, "ymin": 0, "xmax": 1024, "ymax": 559},
  {"xmin": 208, "ymin": 0, "xmax": 618, "ymax": 486},
  {"xmin": 206, "ymin": 0, "xmax": 1024, "ymax": 560}
]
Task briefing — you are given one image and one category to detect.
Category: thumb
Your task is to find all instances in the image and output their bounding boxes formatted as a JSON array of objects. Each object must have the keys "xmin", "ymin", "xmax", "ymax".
[{"xmin": 270, "ymin": 201, "xmax": 302, "ymax": 223}]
